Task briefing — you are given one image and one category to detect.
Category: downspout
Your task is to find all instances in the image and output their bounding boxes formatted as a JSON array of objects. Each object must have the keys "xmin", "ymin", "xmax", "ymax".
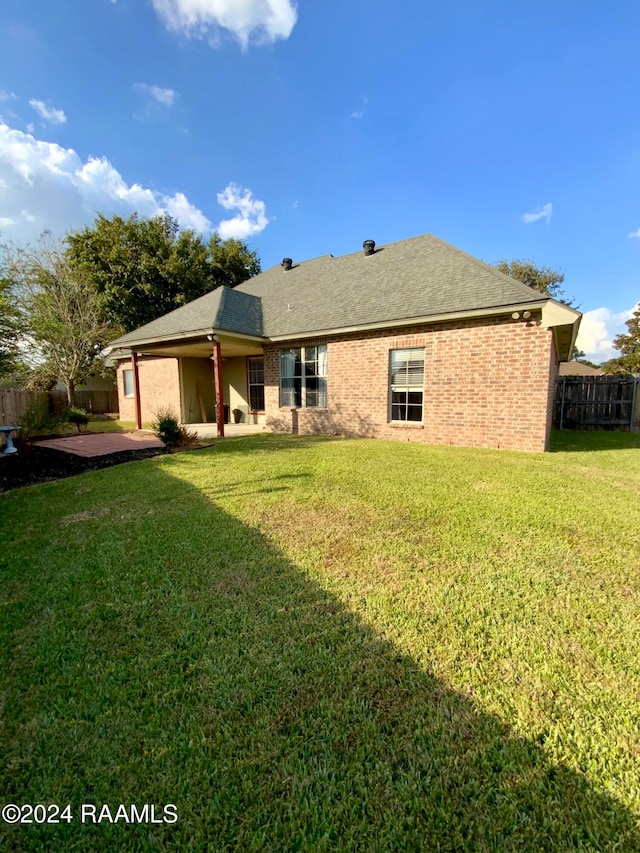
[
  {"xmin": 132, "ymin": 351, "xmax": 142, "ymax": 430},
  {"xmin": 211, "ymin": 336, "xmax": 225, "ymax": 438}
]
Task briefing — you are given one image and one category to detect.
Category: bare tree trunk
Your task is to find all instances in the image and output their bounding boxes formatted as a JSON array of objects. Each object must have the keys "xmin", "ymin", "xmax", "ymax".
[{"xmin": 66, "ymin": 379, "xmax": 75, "ymax": 407}]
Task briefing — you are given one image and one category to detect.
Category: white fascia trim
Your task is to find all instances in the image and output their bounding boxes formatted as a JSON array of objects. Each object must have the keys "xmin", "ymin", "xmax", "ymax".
[
  {"xmin": 540, "ymin": 299, "xmax": 581, "ymax": 329},
  {"xmin": 268, "ymin": 301, "xmax": 550, "ymax": 342},
  {"xmin": 113, "ymin": 328, "xmax": 266, "ymax": 350}
]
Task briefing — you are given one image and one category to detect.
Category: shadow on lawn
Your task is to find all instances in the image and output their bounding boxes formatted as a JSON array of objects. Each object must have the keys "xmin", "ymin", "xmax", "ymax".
[
  {"xmin": 2, "ymin": 462, "xmax": 639, "ymax": 852},
  {"xmin": 549, "ymin": 429, "xmax": 640, "ymax": 453}
]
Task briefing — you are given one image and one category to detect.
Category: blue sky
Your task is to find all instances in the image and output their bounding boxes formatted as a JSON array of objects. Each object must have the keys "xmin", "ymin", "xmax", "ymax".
[{"xmin": 1, "ymin": 0, "xmax": 638, "ymax": 362}]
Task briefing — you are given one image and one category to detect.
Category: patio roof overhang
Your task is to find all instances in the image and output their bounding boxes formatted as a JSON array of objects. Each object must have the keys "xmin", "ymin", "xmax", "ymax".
[{"xmin": 107, "ymin": 329, "xmax": 266, "ymax": 361}]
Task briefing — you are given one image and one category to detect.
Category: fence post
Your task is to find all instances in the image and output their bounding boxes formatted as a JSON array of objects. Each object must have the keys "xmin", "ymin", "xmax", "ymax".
[
  {"xmin": 631, "ymin": 376, "xmax": 638, "ymax": 429},
  {"xmin": 559, "ymin": 377, "xmax": 567, "ymax": 430}
]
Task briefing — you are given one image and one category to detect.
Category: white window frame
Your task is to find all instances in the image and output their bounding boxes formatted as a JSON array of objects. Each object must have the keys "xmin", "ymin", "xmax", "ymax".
[
  {"xmin": 123, "ymin": 368, "xmax": 134, "ymax": 398},
  {"xmin": 389, "ymin": 347, "xmax": 425, "ymax": 423},
  {"xmin": 247, "ymin": 356, "xmax": 265, "ymax": 413},
  {"xmin": 280, "ymin": 344, "xmax": 328, "ymax": 409}
]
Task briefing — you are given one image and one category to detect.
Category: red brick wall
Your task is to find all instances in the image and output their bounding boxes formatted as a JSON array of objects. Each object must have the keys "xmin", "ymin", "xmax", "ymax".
[
  {"xmin": 265, "ymin": 314, "xmax": 557, "ymax": 452},
  {"xmin": 116, "ymin": 356, "xmax": 181, "ymax": 425}
]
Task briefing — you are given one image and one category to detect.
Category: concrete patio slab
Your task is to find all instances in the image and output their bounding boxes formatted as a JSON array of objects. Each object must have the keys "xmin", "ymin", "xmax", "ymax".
[
  {"xmin": 187, "ymin": 423, "xmax": 266, "ymax": 439},
  {"xmin": 36, "ymin": 432, "xmax": 165, "ymax": 458}
]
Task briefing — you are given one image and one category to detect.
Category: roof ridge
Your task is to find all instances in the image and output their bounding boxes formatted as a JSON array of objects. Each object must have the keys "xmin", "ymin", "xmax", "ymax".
[
  {"xmin": 426, "ymin": 234, "xmax": 548, "ymax": 298},
  {"xmin": 260, "ymin": 233, "xmax": 440, "ymax": 270},
  {"xmin": 213, "ymin": 285, "xmax": 228, "ymax": 328}
]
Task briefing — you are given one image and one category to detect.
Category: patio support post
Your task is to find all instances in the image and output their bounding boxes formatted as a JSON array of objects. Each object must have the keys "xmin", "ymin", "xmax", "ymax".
[
  {"xmin": 212, "ymin": 337, "xmax": 225, "ymax": 438},
  {"xmin": 132, "ymin": 351, "xmax": 142, "ymax": 430}
]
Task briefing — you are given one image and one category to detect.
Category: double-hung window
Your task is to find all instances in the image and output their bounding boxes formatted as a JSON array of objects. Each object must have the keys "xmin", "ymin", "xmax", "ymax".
[
  {"xmin": 280, "ymin": 345, "xmax": 327, "ymax": 408},
  {"xmin": 248, "ymin": 356, "xmax": 265, "ymax": 412},
  {"xmin": 389, "ymin": 348, "xmax": 425, "ymax": 422}
]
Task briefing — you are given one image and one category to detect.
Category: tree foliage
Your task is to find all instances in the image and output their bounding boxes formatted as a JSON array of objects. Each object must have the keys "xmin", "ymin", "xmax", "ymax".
[
  {"xmin": 601, "ymin": 305, "xmax": 640, "ymax": 374},
  {"xmin": 66, "ymin": 213, "xmax": 261, "ymax": 333},
  {"xmin": 0, "ymin": 277, "xmax": 22, "ymax": 379},
  {"xmin": 5, "ymin": 235, "xmax": 115, "ymax": 404},
  {"xmin": 0, "ymin": 247, "xmax": 25, "ymax": 379},
  {"xmin": 492, "ymin": 259, "xmax": 571, "ymax": 304}
]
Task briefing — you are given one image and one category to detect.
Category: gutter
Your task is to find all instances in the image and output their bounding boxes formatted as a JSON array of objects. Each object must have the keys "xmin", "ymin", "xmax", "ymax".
[
  {"xmin": 267, "ymin": 301, "xmax": 551, "ymax": 342},
  {"xmin": 108, "ymin": 297, "xmax": 581, "ymax": 352},
  {"xmin": 110, "ymin": 327, "xmax": 267, "ymax": 350}
]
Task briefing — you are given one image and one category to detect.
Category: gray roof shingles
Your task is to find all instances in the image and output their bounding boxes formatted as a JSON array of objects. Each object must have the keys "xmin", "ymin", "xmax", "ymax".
[
  {"xmin": 111, "ymin": 233, "xmax": 546, "ymax": 347},
  {"xmin": 111, "ymin": 284, "xmax": 263, "ymax": 346}
]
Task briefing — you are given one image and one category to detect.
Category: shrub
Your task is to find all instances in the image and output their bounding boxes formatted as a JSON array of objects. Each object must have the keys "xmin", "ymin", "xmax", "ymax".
[
  {"xmin": 152, "ymin": 409, "xmax": 200, "ymax": 449},
  {"xmin": 152, "ymin": 409, "xmax": 183, "ymax": 448},
  {"xmin": 17, "ymin": 401, "xmax": 66, "ymax": 448},
  {"xmin": 176, "ymin": 426, "xmax": 199, "ymax": 447},
  {"xmin": 65, "ymin": 406, "xmax": 90, "ymax": 433}
]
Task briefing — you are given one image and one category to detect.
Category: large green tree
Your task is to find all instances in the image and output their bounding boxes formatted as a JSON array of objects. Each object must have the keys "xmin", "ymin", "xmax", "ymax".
[
  {"xmin": 6, "ymin": 235, "xmax": 115, "ymax": 404},
  {"xmin": 492, "ymin": 259, "xmax": 571, "ymax": 304},
  {"xmin": 601, "ymin": 305, "xmax": 640, "ymax": 374},
  {"xmin": 0, "ymin": 273, "xmax": 23, "ymax": 380},
  {"xmin": 66, "ymin": 213, "xmax": 261, "ymax": 333}
]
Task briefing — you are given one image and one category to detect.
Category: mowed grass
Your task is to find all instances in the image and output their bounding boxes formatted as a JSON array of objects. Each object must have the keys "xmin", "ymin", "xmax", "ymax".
[
  {"xmin": 1, "ymin": 431, "xmax": 639, "ymax": 851},
  {"xmin": 72, "ymin": 418, "xmax": 139, "ymax": 434}
]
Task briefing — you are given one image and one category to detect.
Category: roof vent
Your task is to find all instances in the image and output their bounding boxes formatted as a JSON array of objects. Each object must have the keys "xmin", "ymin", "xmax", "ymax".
[
  {"xmin": 363, "ymin": 239, "xmax": 375, "ymax": 256},
  {"xmin": 282, "ymin": 257, "xmax": 293, "ymax": 271}
]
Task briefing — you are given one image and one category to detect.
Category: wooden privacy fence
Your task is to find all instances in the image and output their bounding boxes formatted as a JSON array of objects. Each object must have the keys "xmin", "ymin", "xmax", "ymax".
[
  {"xmin": 0, "ymin": 388, "xmax": 118, "ymax": 426},
  {"xmin": 73, "ymin": 389, "xmax": 119, "ymax": 414},
  {"xmin": 554, "ymin": 375, "xmax": 640, "ymax": 430}
]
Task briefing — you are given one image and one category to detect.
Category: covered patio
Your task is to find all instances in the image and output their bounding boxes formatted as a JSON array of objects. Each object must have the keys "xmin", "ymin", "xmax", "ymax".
[
  {"xmin": 113, "ymin": 330, "xmax": 266, "ymax": 439},
  {"xmin": 108, "ymin": 285, "xmax": 268, "ymax": 439}
]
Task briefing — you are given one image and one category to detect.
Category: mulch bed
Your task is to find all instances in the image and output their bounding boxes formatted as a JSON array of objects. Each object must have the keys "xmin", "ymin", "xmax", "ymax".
[{"xmin": 0, "ymin": 444, "xmax": 170, "ymax": 493}]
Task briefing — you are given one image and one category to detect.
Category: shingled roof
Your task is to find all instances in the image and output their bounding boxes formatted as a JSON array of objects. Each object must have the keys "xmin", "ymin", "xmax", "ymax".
[
  {"xmin": 111, "ymin": 283, "xmax": 263, "ymax": 347},
  {"xmin": 236, "ymin": 233, "xmax": 547, "ymax": 338},
  {"xmin": 110, "ymin": 233, "xmax": 565, "ymax": 348}
]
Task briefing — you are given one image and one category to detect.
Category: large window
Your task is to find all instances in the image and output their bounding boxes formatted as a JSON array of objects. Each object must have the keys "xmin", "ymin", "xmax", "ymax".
[
  {"xmin": 389, "ymin": 348, "xmax": 424, "ymax": 422},
  {"xmin": 123, "ymin": 368, "xmax": 134, "ymax": 398},
  {"xmin": 248, "ymin": 356, "xmax": 265, "ymax": 412},
  {"xmin": 280, "ymin": 345, "xmax": 327, "ymax": 408}
]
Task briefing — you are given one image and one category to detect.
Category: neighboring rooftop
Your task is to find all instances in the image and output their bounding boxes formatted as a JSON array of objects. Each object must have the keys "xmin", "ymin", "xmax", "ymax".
[{"xmin": 559, "ymin": 361, "xmax": 605, "ymax": 376}]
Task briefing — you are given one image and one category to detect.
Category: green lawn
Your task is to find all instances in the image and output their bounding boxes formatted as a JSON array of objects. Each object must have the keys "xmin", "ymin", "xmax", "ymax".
[
  {"xmin": 75, "ymin": 417, "xmax": 140, "ymax": 434},
  {"xmin": 1, "ymin": 432, "xmax": 639, "ymax": 851}
]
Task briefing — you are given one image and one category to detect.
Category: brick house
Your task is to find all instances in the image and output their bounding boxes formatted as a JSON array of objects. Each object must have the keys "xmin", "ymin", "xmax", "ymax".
[{"xmin": 108, "ymin": 234, "xmax": 581, "ymax": 452}]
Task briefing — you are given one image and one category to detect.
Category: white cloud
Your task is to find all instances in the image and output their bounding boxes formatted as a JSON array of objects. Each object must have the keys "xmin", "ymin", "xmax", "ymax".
[
  {"xmin": 165, "ymin": 192, "xmax": 211, "ymax": 232},
  {"xmin": 350, "ymin": 95, "xmax": 368, "ymax": 120},
  {"xmin": 628, "ymin": 227, "xmax": 640, "ymax": 238},
  {"xmin": 575, "ymin": 303, "xmax": 639, "ymax": 363},
  {"xmin": 0, "ymin": 91, "xmax": 17, "ymax": 102},
  {"xmin": 134, "ymin": 83, "xmax": 177, "ymax": 107},
  {"xmin": 522, "ymin": 202, "xmax": 552, "ymax": 224},
  {"xmin": 29, "ymin": 99, "xmax": 67, "ymax": 125},
  {"xmin": 0, "ymin": 120, "xmax": 213, "ymax": 243},
  {"xmin": 0, "ymin": 217, "xmax": 15, "ymax": 227},
  {"xmin": 150, "ymin": 0, "xmax": 297, "ymax": 47},
  {"xmin": 216, "ymin": 182, "xmax": 269, "ymax": 238}
]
